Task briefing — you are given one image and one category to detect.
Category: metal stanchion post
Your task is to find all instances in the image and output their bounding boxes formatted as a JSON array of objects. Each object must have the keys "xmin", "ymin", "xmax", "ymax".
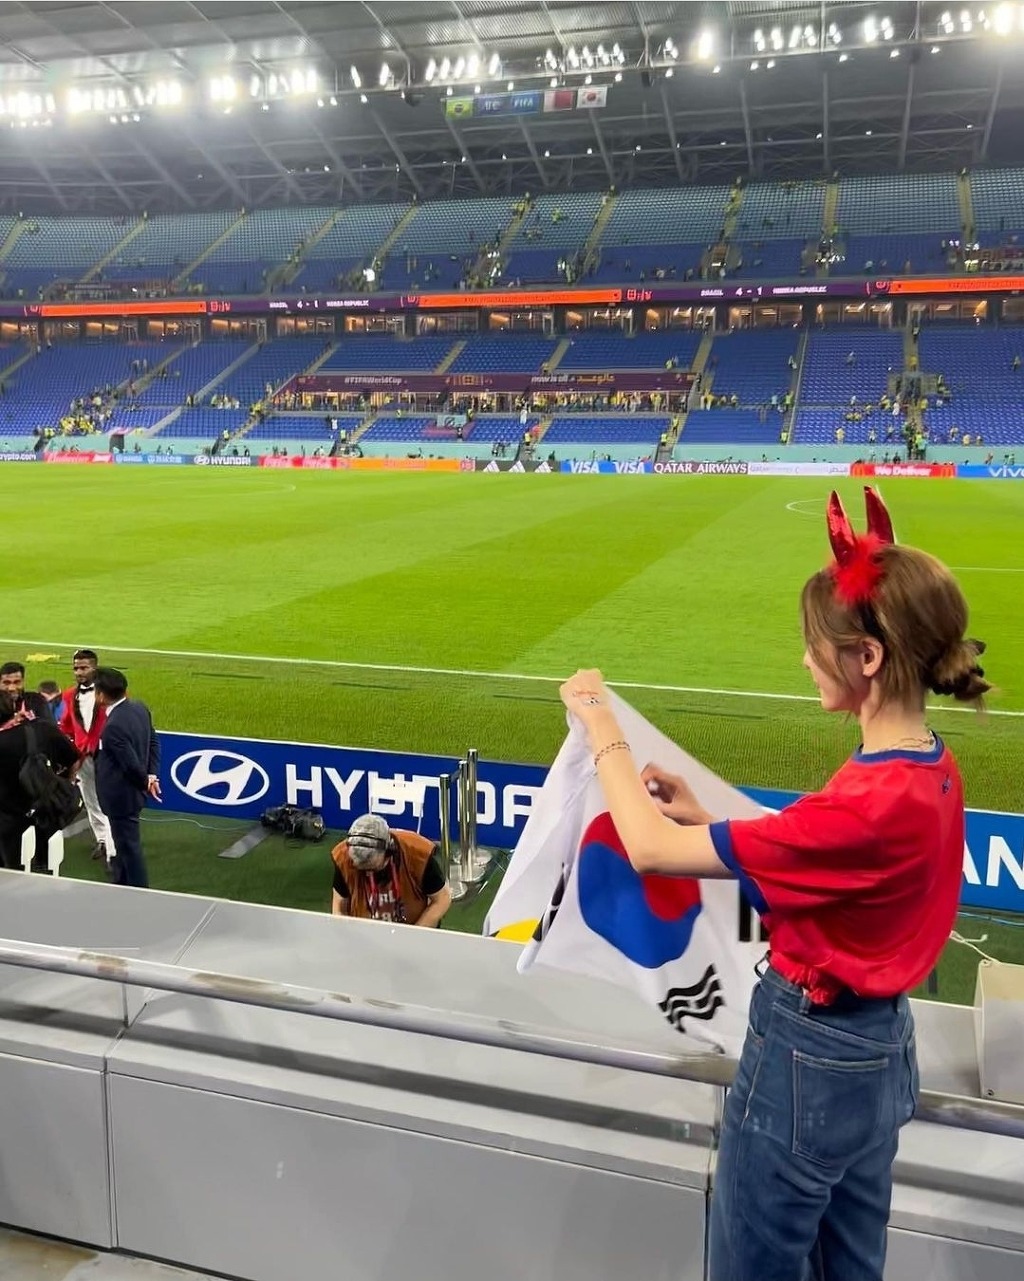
[
  {"xmin": 465, "ymin": 748, "xmax": 493, "ymax": 879},
  {"xmin": 458, "ymin": 758, "xmax": 486, "ymax": 884},
  {"xmin": 439, "ymin": 773, "xmax": 465, "ymax": 900}
]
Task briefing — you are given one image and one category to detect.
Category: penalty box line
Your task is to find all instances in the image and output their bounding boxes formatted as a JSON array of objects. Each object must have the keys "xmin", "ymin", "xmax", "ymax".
[{"xmin": 1, "ymin": 635, "xmax": 1021, "ymax": 719}]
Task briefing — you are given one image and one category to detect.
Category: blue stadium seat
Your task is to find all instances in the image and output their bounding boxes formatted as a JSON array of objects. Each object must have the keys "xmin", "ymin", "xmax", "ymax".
[
  {"xmin": 321, "ymin": 337, "xmax": 453, "ymax": 372},
  {"xmin": 708, "ymin": 330, "xmax": 799, "ymax": 404},
  {"xmin": 559, "ymin": 331, "xmax": 702, "ymax": 370},
  {"xmin": 683, "ymin": 410, "xmax": 780, "ymax": 445},
  {"xmin": 543, "ymin": 415, "xmax": 669, "ymax": 445},
  {"xmin": 449, "ymin": 337, "xmax": 557, "ymax": 373},
  {"xmin": 835, "ymin": 174, "xmax": 961, "ymax": 234}
]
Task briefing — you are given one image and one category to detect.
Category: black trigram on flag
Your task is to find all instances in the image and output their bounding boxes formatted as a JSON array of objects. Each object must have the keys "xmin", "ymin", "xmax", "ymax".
[
  {"xmin": 530, "ymin": 866, "xmax": 567, "ymax": 946},
  {"xmin": 658, "ymin": 964, "xmax": 725, "ymax": 1031},
  {"xmin": 738, "ymin": 892, "xmax": 770, "ymax": 944}
]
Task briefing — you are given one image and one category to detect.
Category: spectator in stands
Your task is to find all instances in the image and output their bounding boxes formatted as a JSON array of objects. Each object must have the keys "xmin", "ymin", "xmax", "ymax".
[
  {"xmin": 331, "ymin": 814, "xmax": 451, "ymax": 927},
  {"xmin": 93, "ymin": 667, "xmax": 160, "ymax": 889},
  {"xmin": 846, "ymin": 350, "xmax": 855, "ymax": 366},
  {"xmin": 835, "ymin": 426, "xmax": 845, "ymax": 445},
  {"xmin": 1013, "ymin": 355, "xmax": 1021, "ymax": 373}
]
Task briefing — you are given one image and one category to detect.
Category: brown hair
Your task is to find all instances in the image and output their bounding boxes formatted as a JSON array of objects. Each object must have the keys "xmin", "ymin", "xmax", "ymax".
[{"xmin": 801, "ymin": 544, "xmax": 990, "ymax": 707}]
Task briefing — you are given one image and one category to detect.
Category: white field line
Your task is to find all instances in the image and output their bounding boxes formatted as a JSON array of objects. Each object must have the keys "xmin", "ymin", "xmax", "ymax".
[
  {"xmin": 785, "ymin": 499, "xmax": 1023, "ymax": 572},
  {"xmin": 1, "ymin": 635, "xmax": 1021, "ymax": 719}
]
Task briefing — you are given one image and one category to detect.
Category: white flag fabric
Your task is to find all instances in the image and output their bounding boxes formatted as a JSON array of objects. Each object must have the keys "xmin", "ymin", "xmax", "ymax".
[{"xmin": 486, "ymin": 692, "xmax": 768, "ymax": 1055}]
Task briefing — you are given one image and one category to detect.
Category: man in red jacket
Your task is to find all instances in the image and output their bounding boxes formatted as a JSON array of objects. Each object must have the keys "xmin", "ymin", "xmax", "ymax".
[{"xmin": 59, "ymin": 648, "xmax": 111, "ymax": 861}]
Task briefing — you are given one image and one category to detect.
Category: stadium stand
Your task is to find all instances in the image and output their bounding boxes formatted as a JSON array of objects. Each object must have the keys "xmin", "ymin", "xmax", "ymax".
[
  {"xmin": 682, "ymin": 410, "xmax": 779, "ymax": 445},
  {"xmin": 590, "ymin": 242, "xmax": 705, "ymax": 283},
  {"xmin": 247, "ymin": 413, "xmax": 355, "ymax": 442},
  {"xmin": 155, "ymin": 407, "xmax": 250, "ymax": 439},
  {"xmin": 706, "ymin": 329, "xmax": 800, "ymax": 404},
  {"xmin": 794, "ymin": 327, "xmax": 904, "ymax": 445},
  {"xmin": 732, "ymin": 238, "xmax": 807, "ymax": 278},
  {"xmin": 0, "ymin": 342, "xmax": 170, "ymax": 433},
  {"xmin": 602, "ymin": 187, "xmax": 732, "ymax": 246},
  {"xmin": 321, "ymin": 336, "xmax": 453, "ymax": 372},
  {"xmin": 291, "ymin": 203, "xmax": 410, "ymax": 291},
  {"xmin": 543, "ymin": 414, "xmax": 669, "ymax": 445},
  {"xmin": 2, "ymin": 217, "xmax": 131, "ymax": 295},
  {"xmin": 135, "ymin": 340, "xmax": 250, "ymax": 404},
  {"xmin": 918, "ymin": 324, "xmax": 1024, "ymax": 445},
  {"xmin": 559, "ymin": 331, "xmax": 702, "ymax": 370},
  {"xmin": 735, "ymin": 180, "xmax": 825, "ymax": 240},
  {"xmin": 103, "ymin": 211, "xmax": 239, "ymax": 285},
  {"xmin": 460, "ymin": 414, "xmax": 540, "ymax": 444},
  {"xmin": 970, "ymin": 167, "xmax": 1024, "ymax": 232},
  {"xmin": 216, "ymin": 337, "xmax": 327, "ymax": 404},
  {"xmin": 506, "ymin": 192, "xmax": 607, "ymax": 249},
  {"xmin": 359, "ymin": 415, "xmax": 437, "ymax": 442},
  {"xmin": 835, "ymin": 172, "xmax": 962, "ymax": 234},
  {"xmin": 449, "ymin": 336, "xmax": 557, "ymax": 373},
  {"xmin": 189, "ymin": 207, "xmax": 334, "ymax": 293}
]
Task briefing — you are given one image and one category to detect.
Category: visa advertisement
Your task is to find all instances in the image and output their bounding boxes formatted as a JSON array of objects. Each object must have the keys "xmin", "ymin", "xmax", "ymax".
[{"xmin": 157, "ymin": 731, "xmax": 1024, "ymax": 916}]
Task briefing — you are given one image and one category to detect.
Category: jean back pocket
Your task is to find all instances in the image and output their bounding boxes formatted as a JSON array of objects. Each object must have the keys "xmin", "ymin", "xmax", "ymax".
[{"xmin": 792, "ymin": 1050, "xmax": 890, "ymax": 1167}]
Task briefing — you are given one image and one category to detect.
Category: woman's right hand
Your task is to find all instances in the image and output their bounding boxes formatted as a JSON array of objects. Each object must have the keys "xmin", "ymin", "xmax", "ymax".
[{"xmin": 641, "ymin": 763, "xmax": 712, "ymax": 826}]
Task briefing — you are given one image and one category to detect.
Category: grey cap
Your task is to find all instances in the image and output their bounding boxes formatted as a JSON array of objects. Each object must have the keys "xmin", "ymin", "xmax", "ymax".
[{"xmin": 346, "ymin": 813, "xmax": 391, "ymax": 868}]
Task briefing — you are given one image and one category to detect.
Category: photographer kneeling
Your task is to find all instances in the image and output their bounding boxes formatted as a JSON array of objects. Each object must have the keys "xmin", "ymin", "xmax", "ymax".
[{"xmin": 331, "ymin": 814, "xmax": 452, "ymax": 928}]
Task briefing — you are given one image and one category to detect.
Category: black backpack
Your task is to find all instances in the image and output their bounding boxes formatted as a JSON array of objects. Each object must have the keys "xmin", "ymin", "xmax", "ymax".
[{"xmin": 19, "ymin": 721, "xmax": 83, "ymax": 832}]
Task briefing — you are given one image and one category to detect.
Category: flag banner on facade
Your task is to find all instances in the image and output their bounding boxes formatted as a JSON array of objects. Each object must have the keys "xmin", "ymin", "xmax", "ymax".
[
  {"xmin": 486, "ymin": 692, "xmax": 768, "ymax": 1054},
  {"xmin": 445, "ymin": 96, "xmax": 474, "ymax": 120},
  {"xmin": 543, "ymin": 88, "xmax": 576, "ymax": 112},
  {"xmin": 576, "ymin": 85, "xmax": 609, "ymax": 109}
]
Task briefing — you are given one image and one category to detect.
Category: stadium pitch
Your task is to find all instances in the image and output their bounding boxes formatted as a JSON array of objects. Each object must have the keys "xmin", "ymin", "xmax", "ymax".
[{"xmin": 2, "ymin": 465, "xmax": 1022, "ymax": 999}]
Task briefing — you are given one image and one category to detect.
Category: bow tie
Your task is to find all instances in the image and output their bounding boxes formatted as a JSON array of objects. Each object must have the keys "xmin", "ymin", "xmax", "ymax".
[{"xmin": 79, "ymin": 684, "xmax": 94, "ymax": 692}]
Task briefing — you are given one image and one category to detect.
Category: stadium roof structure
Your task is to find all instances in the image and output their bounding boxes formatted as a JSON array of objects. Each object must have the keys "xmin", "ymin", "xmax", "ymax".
[{"xmin": 0, "ymin": 1, "xmax": 1022, "ymax": 213}]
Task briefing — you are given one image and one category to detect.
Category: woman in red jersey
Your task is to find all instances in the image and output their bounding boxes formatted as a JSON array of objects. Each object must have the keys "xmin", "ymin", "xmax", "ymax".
[{"xmin": 559, "ymin": 487, "xmax": 989, "ymax": 1281}]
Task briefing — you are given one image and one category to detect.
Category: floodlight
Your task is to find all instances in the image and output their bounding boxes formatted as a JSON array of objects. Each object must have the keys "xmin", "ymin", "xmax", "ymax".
[
  {"xmin": 789, "ymin": 24, "xmax": 802, "ymax": 48},
  {"xmin": 696, "ymin": 30, "xmax": 715, "ymax": 60},
  {"xmin": 425, "ymin": 58, "xmax": 436, "ymax": 82},
  {"xmin": 994, "ymin": 3, "xmax": 1014, "ymax": 33},
  {"xmin": 507, "ymin": 80, "xmax": 514, "ymax": 90},
  {"xmin": 440, "ymin": 58, "xmax": 451, "ymax": 79},
  {"xmin": 804, "ymin": 24, "xmax": 816, "ymax": 46},
  {"xmin": 488, "ymin": 52, "xmax": 500, "ymax": 75},
  {"xmin": 614, "ymin": 70, "xmax": 623, "ymax": 81},
  {"xmin": 960, "ymin": 9, "xmax": 973, "ymax": 30},
  {"xmin": 766, "ymin": 59, "xmax": 776, "ymax": 68},
  {"xmin": 567, "ymin": 46, "xmax": 579, "ymax": 67},
  {"xmin": 770, "ymin": 26, "xmax": 784, "ymax": 49},
  {"xmin": 828, "ymin": 23, "xmax": 842, "ymax": 44},
  {"xmin": 753, "ymin": 28, "xmax": 766, "ymax": 51},
  {"xmin": 351, "ymin": 66, "xmax": 362, "ymax": 89},
  {"xmin": 454, "ymin": 56, "xmax": 466, "ymax": 77},
  {"xmin": 584, "ymin": 73, "xmax": 593, "ymax": 84},
  {"xmin": 597, "ymin": 44, "xmax": 610, "ymax": 65},
  {"xmin": 864, "ymin": 18, "xmax": 878, "ymax": 42},
  {"xmin": 467, "ymin": 54, "xmax": 480, "ymax": 77}
]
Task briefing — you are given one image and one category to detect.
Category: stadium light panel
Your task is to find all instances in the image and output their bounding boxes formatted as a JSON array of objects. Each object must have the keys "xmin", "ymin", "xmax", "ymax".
[
  {"xmin": 750, "ymin": 60, "xmax": 759, "ymax": 70},
  {"xmin": 507, "ymin": 80, "xmax": 514, "ymax": 90},
  {"xmin": 582, "ymin": 45, "xmax": 593, "ymax": 66},
  {"xmin": 567, "ymin": 46, "xmax": 579, "ymax": 67},
  {"xmin": 454, "ymin": 56, "xmax": 466, "ymax": 77},
  {"xmin": 712, "ymin": 63, "xmax": 721, "ymax": 73},
  {"xmin": 440, "ymin": 57, "xmax": 451, "ymax": 79},
  {"xmin": 663, "ymin": 67, "xmax": 672, "ymax": 77},
  {"xmin": 838, "ymin": 52, "xmax": 849, "ymax": 61},
  {"xmin": 474, "ymin": 84, "xmax": 481, "ymax": 93},
  {"xmin": 488, "ymin": 52, "xmax": 501, "ymax": 75},
  {"xmin": 550, "ymin": 75, "xmax": 558, "ymax": 87},
  {"xmin": 250, "ymin": 75, "xmax": 261, "ymax": 97},
  {"xmin": 425, "ymin": 58, "xmax": 436, "ymax": 82},
  {"xmin": 890, "ymin": 47, "xmax": 900, "ymax": 57},
  {"xmin": 960, "ymin": 9, "xmax": 973, "ymax": 30},
  {"xmin": 379, "ymin": 62, "xmax": 390, "ymax": 87},
  {"xmin": 864, "ymin": 17, "xmax": 878, "ymax": 42},
  {"xmin": 828, "ymin": 22, "xmax": 842, "ymax": 43},
  {"xmin": 329, "ymin": 95, "xmax": 338, "ymax": 105},
  {"xmin": 804, "ymin": 24, "xmax": 817, "ymax": 46},
  {"xmin": 584, "ymin": 72, "xmax": 593, "ymax": 84},
  {"xmin": 696, "ymin": 30, "xmax": 715, "ymax": 59},
  {"xmin": 597, "ymin": 44, "xmax": 610, "ymax": 65},
  {"xmin": 766, "ymin": 58, "xmax": 776, "ymax": 68},
  {"xmin": 789, "ymin": 24, "xmax": 802, "ymax": 48},
  {"xmin": 994, "ymin": 2, "xmax": 1014, "ymax": 31},
  {"xmin": 613, "ymin": 42, "xmax": 625, "ymax": 64},
  {"xmin": 753, "ymin": 28, "xmax": 766, "ymax": 51},
  {"xmin": 360, "ymin": 93, "xmax": 368, "ymax": 104},
  {"xmin": 350, "ymin": 66, "xmax": 361, "ymax": 88},
  {"xmin": 940, "ymin": 10, "xmax": 955, "ymax": 32},
  {"xmin": 614, "ymin": 69, "xmax": 623, "ymax": 80},
  {"xmin": 880, "ymin": 17, "xmax": 894, "ymax": 39},
  {"xmin": 467, "ymin": 54, "xmax": 480, "ymax": 77},
  {"xmin": 770, "ymin": 26, "xmax": 784, "ymax": 50}
]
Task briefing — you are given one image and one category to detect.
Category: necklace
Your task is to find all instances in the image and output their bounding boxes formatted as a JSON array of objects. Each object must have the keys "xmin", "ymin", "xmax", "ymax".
[{"xmin": 879, "ymin": 729, "xmax": 936, "ymax": 752}]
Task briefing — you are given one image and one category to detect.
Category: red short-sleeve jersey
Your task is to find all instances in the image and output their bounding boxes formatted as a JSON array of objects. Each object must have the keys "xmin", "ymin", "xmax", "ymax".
[{"xmin": 709, "ymin": 738, "xmax": 964, "ymax": 1003}]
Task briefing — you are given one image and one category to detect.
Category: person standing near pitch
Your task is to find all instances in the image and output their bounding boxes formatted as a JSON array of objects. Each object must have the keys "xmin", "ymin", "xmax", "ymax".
[
  {"xmin": 559, "ymin": 487, "xmax": 987, "ymax": 1281},
  {"xmin": 93, "ymin": 668, "xmax": 161, "ymax": 888},
  {"xmin": 59, "ymin": 649, "xmax": 112, "ymax": 862}
]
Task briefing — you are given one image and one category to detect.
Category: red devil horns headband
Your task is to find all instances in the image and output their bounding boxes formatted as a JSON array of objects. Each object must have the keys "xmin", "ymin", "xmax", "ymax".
[{"xmin": 826, "ymin": 487, "xmax": 896, "ymax": 606}]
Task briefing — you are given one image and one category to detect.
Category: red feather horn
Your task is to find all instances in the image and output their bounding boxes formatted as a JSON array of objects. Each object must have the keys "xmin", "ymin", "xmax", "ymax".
[{"xmin": 825, "ymin": 488, "xmax": 896, "ymax": 606}]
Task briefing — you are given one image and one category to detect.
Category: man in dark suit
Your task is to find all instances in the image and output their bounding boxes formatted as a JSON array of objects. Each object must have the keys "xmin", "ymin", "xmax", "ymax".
[{"xmin": 93, "ymin": 668, "xmax": 160, "ymax": 888}]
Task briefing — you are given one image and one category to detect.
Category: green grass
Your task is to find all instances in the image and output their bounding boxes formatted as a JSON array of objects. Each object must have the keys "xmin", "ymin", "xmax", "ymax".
[{"xmin": 4, "ymin": 467, "xmax": 1023, "ymax": 1003}]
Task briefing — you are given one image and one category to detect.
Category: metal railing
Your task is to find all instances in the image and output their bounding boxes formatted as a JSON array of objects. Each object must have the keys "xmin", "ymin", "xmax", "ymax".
[{"xmin": 0, "ymin": 937, "xmax": 1021, "ymax": 1141}]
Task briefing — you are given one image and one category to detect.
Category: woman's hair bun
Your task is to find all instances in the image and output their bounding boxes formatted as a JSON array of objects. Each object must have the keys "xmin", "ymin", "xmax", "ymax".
[{"xmin": 928, "ymin": 638, "xmax": 991, "ymax": 703}]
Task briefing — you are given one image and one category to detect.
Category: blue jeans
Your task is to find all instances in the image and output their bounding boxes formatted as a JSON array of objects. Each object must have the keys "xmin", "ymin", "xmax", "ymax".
[{"xmin": 708, "ymin": 965, "xmax": 919, "ymax": 1281}]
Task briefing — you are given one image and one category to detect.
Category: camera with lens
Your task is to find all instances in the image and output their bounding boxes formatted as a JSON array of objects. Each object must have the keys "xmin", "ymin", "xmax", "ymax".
[{"xmin": 260, "ymin": 804, "xmax": 327, "ymax": 842}]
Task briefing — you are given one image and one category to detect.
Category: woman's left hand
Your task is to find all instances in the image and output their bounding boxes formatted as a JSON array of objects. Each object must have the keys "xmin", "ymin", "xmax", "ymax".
[{"xmin": 560, "ymin": 669, "xmax": 614, "ymax": 727}]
